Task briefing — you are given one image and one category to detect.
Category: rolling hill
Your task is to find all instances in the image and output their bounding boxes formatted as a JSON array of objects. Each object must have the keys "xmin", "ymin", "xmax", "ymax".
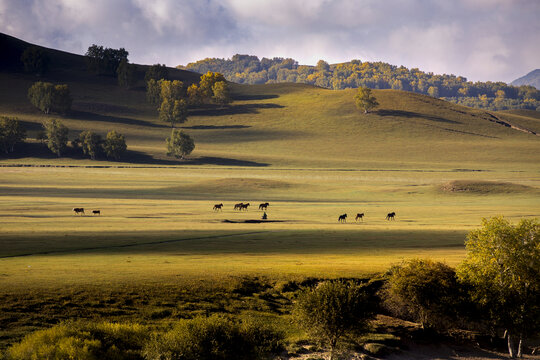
[{"xmin": 1, "ymin": 33, "xmax": 539, "ymax": 171}]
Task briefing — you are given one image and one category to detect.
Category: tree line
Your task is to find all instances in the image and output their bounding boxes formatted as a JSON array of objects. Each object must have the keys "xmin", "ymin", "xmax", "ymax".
[
  {"xmin": 0, "ymin": 117, "xmax": 127, "ymax": 160},
  {"xmin": 181, "ymin": 55, "xmax": 540, "ymax": 111}
]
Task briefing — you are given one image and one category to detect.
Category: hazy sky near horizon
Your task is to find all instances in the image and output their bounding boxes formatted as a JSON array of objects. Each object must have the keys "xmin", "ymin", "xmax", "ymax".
[{"xmin": 0, "ymin": 0, "xmax": 538, "ymax": 83}]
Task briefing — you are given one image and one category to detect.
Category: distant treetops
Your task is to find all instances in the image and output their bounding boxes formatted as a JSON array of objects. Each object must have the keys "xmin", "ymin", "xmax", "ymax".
[{"xmin": 182, "ymin": 55, "xmax": 540, "ymax": 111}]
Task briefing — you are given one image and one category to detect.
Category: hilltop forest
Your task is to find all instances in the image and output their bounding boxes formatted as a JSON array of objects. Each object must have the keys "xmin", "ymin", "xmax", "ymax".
[{"xmin": 181, "ymin": 55, "xmax": 540, "ymax": 112}]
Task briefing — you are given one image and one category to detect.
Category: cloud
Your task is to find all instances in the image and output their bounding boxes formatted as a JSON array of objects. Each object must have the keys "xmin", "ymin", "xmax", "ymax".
[{"xmin": 0, "ymin": 0, "xmax": 538, "ymax": 82}]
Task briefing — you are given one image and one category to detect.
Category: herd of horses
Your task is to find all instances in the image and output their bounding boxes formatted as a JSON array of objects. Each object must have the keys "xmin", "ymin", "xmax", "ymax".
[
  {"xmin": 73, "ymin": 203, "xmax": 396, "ymax": 222},
  {"xmin": 213, "ymin": 202, "xmax": 269, "ymax": 211},
  {"xmin": 339, "ymin": 211, "xmax": 395, "ymax": 223},
  {"xmin": 72, "ymin": 208, "xmax": 100, "ymax": 216}
]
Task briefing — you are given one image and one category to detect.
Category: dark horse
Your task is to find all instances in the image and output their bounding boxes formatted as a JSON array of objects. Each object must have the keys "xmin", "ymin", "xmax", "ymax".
[
  {"xmin": 92, "ymin": 210, "xmax": 101, "ymax": 216},
  {"xmin": 338, "ymin": 214, "xmax": 347, "ymax": 223},
  {"xmin": 240, "ymin": 203, "xmax": 250, "ymax": 211},
  {"xmin": 234, "ymin": 203, "xmax": 243, "ymax": 211},
  {"xmin": 73, "ymin": 207, "xmax": 85, "ymax": 216},
  {"xmin": 355, "ymin": 213, "xmax": 364, "ymax": 222},
  {"xmin": 259, "ymin": 202, "xmax": 269, "ymax": 210},
  {"xmin": 213, "ymin": 203, "xmax": 223, "ymax": 211},
  {"xmin": 386, "ymin": 212, "xmax": 396, "ymax": 220}
]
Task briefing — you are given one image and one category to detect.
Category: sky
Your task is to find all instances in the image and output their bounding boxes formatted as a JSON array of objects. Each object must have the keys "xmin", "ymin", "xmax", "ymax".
[{"xmin": 0, "ymin": 0, "xmax": 538, "ymax": 83}]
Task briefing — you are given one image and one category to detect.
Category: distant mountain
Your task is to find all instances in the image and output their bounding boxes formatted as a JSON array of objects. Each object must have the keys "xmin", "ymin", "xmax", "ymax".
[{"xmin": 511, "ymin": 69, "xmax": 540, "ymax": 89}]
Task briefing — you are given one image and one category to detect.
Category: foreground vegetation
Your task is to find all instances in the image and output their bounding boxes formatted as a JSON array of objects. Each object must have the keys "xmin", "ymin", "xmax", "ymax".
[{"xmin": 2, "ymin": 217, "xmax": 538, "ymax": 359}]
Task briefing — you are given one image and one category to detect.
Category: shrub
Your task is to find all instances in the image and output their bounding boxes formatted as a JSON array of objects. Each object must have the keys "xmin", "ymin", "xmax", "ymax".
[
  {"xmin": 293, "ymin": 281, "xmax": 376, "ymax": 360},
  {"xmin": 143, "ymin": 314, "xmax": 283, "ymax": 360},
  {"xmin": 383, "ymin": 259, "xmax": 464, "ymax": 330},
  {"xmin": 5, "ymin": 321, "xmax": 148, "ymax": 360}
]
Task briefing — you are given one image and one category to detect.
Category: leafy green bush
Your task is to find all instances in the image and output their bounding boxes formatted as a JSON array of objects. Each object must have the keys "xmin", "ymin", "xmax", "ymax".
[
  {"xmin": 383, "ymin": 259, "xmax": 465, "ymax": 330},
  {"xmin": 293, "ymin": 281, "xmax": 376, "ymax": 360},
  {"xmin": 143, "ymin": 314, "xmax": 284, "ymax": 360},
  {"xmin": 5, "ymin": 321, "xmax": 148, "ymax": 360}
]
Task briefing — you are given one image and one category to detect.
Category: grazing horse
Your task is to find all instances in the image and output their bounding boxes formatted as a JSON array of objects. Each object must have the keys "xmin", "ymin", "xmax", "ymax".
[
  {"xmin": 73, "ymin": 207, "xmax": 85, "ymax": 216},
  {"xmin": 234, "ymin": 203, "xmax": 243, "ymax": 211},
  {"xmin": 213, "ymin": 203, "xmax": 223, "ymax": 211},
  {"xmin": 92, "ymin": 210, "xmax": 101, "ymax": 216},
  {"xmin": 259, "ymin": 202, "xmax": 269, "ymax": 210},
  {"xmin": 338, "ymin": 213, "xmax": 347, "ymax": 223},
  {"xmin": 386, "ymin": 212, "xmax": 396, "ymax": 220},
  {"xmin": 355, "ymin": 213, "xmax": 364, "ymax": 222},
  {"xmin": 240, "ymin": 203, "xmax": 250, "ymax": 211}
]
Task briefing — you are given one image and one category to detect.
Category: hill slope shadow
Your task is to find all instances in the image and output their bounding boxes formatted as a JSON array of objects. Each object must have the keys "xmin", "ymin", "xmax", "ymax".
[
  {"xmin": 376, "ymin": 109, "xmax": 461, "ymax": 124},
  {"xmin": 70, "ymin": 110, "xmax": 168, "ymax": 128},
  {"xmin": 189, "ymin": 103, "xmax": 284, "ymax": 117}
]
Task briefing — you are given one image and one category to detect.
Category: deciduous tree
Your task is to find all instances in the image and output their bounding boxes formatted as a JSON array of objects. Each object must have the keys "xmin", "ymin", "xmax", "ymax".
[
  {"xmin": 0, "ymin": 116, "xmax": 26, "ymax": 154},
  {"xmin": 43, "ymin": 119, "xmax": 68, "ymax": 156},
  {"xmin": 79, "ymin": 131, "xmax": 102, "ymax": 160},
  {"xmin": 103, "ymin": 130, "xmax": 127, "ymax": 160},
  {"xmin": 21, "ymin": 46, "xmax": 49, "ymax": 76},
  {"xmin": 144, "ymin": 63, "xmax": 169, "ymax": 83},
  {"xmin": 166, "ymin": 129, "xmax": 194, "ymax": 159},
  {"xmin": 354, "ymin": 87, "xmax": 379, "ymax": 114},
  {"xmin": 293, "ymin": 281, "xmax": 375, "ymax": 360},
  {"xmin": 199, "ymin": 71, "xmax": 226, "ymax": 99},
  {"xmin": 85, "ymin": 44, "xmax": 128, "ymax": 76},
  {"xmin": 117, "ymin": 59, "xmax": 137, "ymax": 88},
  {"xmin": 457, "ymin": 217, "xmax": 540, "ymax": 358},
  {"xmin": 384, "ymin": 259, "xmax": 463, "ymax": 330},
  {"xmin": 28, "ymin": 82, "xmax": 72, "ymax": 114},
  {"xmin": 146, "ymin": 79, "xmax": 162, "ymax": 106},
  {"xmin": 212, "ymin": 81, "xmax": 231, "ymax": 107}
]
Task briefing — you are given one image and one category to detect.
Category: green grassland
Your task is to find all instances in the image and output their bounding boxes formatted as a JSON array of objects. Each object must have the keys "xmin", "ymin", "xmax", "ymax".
[{"xmin": 1, "ymin": 34, "xmax": 539, "ymax": 350}]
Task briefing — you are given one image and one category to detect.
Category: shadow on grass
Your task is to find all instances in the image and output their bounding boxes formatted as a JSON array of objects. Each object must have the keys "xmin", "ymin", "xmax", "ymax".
[
  {"xmin": 376, "ymin": 109, "xmax": 461, "ymax": 124},
  {"xmin": 126, "ymin": 150, "xmax": 269, "ymax": 167},
  {"xmin": 0, "ymin": 142, "xmax": 269, "ymax": 167},
  {"xmin": 232, "ymin": 94, "xmax": 279, "ymax": 101},
  {"xmin": 71, "ymin": 110, "xmax": 168, "ymax": 128},
  {"xmin": 189, "ymin": 103, "xmax": 284, "ymax": 117},
  {"xmin": 181, "ymin": 125, "xmax": 251, "ymax": 130}
]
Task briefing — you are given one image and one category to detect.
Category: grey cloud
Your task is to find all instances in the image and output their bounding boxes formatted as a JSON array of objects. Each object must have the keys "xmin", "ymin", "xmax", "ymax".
[{"xmin": 0, "ymin": 0, "xmax": 538, "ymax": 82}]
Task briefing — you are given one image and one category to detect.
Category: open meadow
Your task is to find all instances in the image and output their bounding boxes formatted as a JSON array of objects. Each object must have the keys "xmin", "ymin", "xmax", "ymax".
[{"xmin": 1, "ymin": 33, "xmax": 540, "ymax": 355}]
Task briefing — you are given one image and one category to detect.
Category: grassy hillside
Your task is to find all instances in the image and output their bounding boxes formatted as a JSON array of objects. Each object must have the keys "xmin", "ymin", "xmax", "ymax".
[{"xmin": 1, "ymin": 32, "xmax": 539, "ymax": 170}]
